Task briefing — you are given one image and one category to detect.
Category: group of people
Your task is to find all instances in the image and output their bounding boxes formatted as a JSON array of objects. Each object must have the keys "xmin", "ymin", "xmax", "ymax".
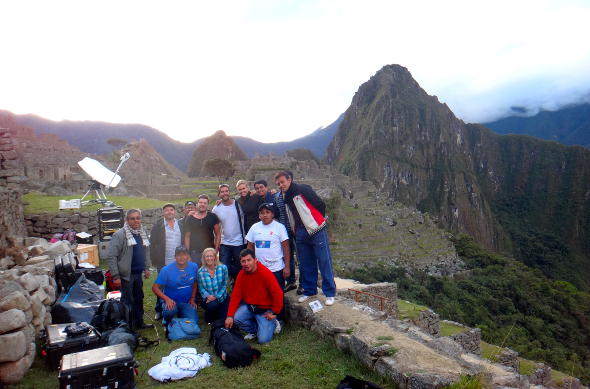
[{"xmin": 107, "ymin": 171, "xmax": 337, "ymax": 343}]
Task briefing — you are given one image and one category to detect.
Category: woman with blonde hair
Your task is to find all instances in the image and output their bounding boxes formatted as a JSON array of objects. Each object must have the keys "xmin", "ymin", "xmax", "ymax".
[{"xmin": 197, "ymin": 248, "xmax": 229, "ymax": 323}]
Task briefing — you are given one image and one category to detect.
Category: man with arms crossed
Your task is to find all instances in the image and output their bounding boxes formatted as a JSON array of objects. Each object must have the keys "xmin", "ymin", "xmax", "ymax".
[
  {"xmin": 212, "ymin": 184, "xmax": 246, "ymax": 279},
  {"xmin": 184, "ymin": 194, "xmax": 220, "ymax": 265}
]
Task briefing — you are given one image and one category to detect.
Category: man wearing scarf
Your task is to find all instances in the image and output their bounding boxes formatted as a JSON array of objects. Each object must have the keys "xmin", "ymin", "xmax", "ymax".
[{"xmin": 107, "ymin": 209, "xmax": 153, "ymax": 329}]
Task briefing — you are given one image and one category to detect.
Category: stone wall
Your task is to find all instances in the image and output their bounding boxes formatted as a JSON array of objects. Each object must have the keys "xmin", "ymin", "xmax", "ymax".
[
  {"xmin": 413, "ymin": 309, "xmax": 440, "ymax": 336},
  {"xmin": 0, "ymin": 237, "xmax": 57, "ymax": 385},
  {"xmin": 24, "ymin": 206, "xmax": 186, "ymax": 241},
  {"xmin": 338, "ymin": 282, "xmax": 398, "ymax": 318},
  {"xmin": 445, "ymin": 322, "xmax": 481, "ymax": 355},
  {"xmin": 0, "ymin": 127, "xmax": 27, "ymax": 249}
]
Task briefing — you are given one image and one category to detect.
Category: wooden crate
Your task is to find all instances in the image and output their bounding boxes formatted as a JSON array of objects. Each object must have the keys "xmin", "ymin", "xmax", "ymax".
[{"xmin": 76, "ymin": 244, "xmax": 99, "ymax": 267}]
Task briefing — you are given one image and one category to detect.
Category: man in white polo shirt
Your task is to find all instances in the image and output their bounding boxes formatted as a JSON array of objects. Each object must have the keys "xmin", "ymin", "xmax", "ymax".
[{"xmin": 245, "ymin": 203, "xmax": 290, "ymax": 289}]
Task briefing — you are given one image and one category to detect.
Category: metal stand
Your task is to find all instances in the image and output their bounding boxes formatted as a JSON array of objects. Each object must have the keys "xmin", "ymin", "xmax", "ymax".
[{"xmin": 80, "ymin": 181, "xmax": 114, "ymax": 206}]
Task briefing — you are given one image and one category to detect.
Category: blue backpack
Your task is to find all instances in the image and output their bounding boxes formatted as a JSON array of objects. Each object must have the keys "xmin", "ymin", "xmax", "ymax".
[{"xmin": 167, "ymin": 318, "xmax": 201, "ymax": 341}]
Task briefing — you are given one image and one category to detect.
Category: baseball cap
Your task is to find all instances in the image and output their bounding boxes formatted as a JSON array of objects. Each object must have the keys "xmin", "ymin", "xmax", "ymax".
[
  {"xmin": 258, "ymin": 203, "xmax": 275, "ymax": 213},
  {"xmin": 175, "ymin": 246, "xmax": 190, "ymax": 256}
]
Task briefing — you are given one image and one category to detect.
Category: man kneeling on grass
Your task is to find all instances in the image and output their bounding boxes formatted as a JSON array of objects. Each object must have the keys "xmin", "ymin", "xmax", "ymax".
[
  {"xmin": 152, "ymin": 246, "xmax": 199, "ymax": 326},
  {"xmin": 224, "ymin": 249, "xmax": 284, "ymax": 344}
]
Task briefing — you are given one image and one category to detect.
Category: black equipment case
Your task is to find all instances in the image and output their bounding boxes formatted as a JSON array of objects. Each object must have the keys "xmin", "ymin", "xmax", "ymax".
[
  {"xmin": 58, "ymin": 343, "xmax": 137, "ymax": 389},
  {"xmin": 97, "ymin": 207, "xmax": 124, "ymax": 242},
  {"xmin": 42, "ymin": 322, "xmax": 101, "ymax": 370}
]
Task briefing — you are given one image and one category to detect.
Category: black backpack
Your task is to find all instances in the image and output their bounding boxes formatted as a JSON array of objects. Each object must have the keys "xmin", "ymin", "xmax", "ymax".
[
  {"xmin": 101, "ymin": 322, "xmax": 138, "ymax": 351},
  {"xmin": 209, "ymin": 319, "xmax": 261, "ymax": 368},
  {"xmin": 91, "ymin": 299, "xmax": 131, "ymax": 332}
]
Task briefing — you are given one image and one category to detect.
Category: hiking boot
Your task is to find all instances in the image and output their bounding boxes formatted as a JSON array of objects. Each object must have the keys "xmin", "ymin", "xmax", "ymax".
[
  {"xmin": 274, "ymin": 320, "xmax": 282, "ymax": 334},
  {"xmin": 296, "ymin": 286, "xmax": 304, "ymax": 295},
  {"xmin": 284, "ymin": 282, "xmax": 297, "ymax": 292},
  {"xmin": 244, "ymin": 333, "xmax": 257, "ymax": 340},
  {"xmin": 325, "ymin": 297, "xmax": 335, "ymax": 306},
  {"xmin": 298, "ymin": 295, "xmax": 314, "ymax": 303}
]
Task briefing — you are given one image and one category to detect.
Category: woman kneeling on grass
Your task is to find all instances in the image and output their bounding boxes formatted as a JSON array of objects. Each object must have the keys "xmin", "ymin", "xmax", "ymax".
[{"xmin": 198, "ymin": 248, "xmax": 230, "ymax": 324}]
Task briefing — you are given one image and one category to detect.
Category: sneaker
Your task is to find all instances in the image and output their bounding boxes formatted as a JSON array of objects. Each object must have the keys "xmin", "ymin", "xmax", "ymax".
[
  {"xmin": 274, "ymin": 319, "xmax": 282, "ymax": 334},
  {"xmin": 325, "ymin": 297, "xmax": 335, "ymax": 306},
  {"xmin": 284, "ymin": 282, "xmax": 297, "ymax": 292},
  {"xmin": 298, "ymin": 295, "xmax": 313, "ymax": 303},
  {"xmin": 244, "ymin": 333, "xmax": 257, "ymax": 340}
]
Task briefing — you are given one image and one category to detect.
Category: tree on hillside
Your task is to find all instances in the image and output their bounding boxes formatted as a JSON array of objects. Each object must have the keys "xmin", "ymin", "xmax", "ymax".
[
  {"xmin": 107, "ymin": 138, "xmax": 128, "ymax": 149},
  {"xmin": 203, "ymin": 158, "xmax": 235, "ymax": 182}
]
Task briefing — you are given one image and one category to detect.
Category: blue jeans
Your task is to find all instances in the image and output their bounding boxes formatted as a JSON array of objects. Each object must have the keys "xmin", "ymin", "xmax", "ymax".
[
  {"xmin": 220, "ymin": 244, "xmax": 246, "ymax": 279},
  {"xmin": 233, "ymin": 304, "xmax": 277, "ymax": 344},
  {"xmin": 121, "ymin": 273, "xmax": 144, "ymax": 328},
  {"xmin": 285, "ymin": 237, "xmax": 297, "ymax": 284},
  {"xmin": 200, "ymin": 297, "xmax": 229, "ymax": 324},
  {"xmin": 295, "ymin": 227, "xmax": 336, "ymax": 297},
  {"xmin": 162, "ymin": 302, "xmax": 199, "ymax": 325}
]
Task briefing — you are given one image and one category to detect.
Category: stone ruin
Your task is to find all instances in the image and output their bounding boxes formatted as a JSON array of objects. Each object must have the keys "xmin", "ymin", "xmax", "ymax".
[
  {"xmin": 285, "ymin": 280, "xmax": 584, "ymax": 389},
  {"xmin": 0, "ymin": 237, "xmax": 61, "ymax": 385}
]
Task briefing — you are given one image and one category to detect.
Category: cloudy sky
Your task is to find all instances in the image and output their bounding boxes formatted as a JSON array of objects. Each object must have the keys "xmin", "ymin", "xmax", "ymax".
[{"xmin": 1, "ymin": 0, "xmax": 589, "ymax": 143}]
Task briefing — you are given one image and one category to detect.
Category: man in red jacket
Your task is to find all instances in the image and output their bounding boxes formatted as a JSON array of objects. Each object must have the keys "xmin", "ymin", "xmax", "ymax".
[{"xmin": 224, "ymin": 248, "xmax": 283, "ymax": 343}]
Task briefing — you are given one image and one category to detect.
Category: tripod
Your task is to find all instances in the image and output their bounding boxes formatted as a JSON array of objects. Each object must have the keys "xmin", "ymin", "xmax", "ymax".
[{"xmin": 80, "ymin": 180, "xmax": 114, "ymax": 206}]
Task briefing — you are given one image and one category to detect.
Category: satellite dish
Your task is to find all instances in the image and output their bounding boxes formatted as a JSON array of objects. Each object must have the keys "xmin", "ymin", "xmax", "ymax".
[
  {"xmin": 78, "ymin": 157, "xmax": 122, "ymax": 188},
  {"xmin": 59, "ymin": 153, "xmax": 131, "ymax": 209}
]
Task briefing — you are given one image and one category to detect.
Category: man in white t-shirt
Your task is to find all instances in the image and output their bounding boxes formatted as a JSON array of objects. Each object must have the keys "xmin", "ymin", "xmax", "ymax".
[
  {"xmin": 212, "ymin": 184, "xmax": 245, "ymax": 279},
  {"xmin": 246, "ymin": 203, "xmax": 291, "ymax": 289}
]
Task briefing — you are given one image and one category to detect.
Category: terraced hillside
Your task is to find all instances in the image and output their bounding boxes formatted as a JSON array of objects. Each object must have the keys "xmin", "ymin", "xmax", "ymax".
[{"xmin": 295, "ymin": 172, "xmax": 462, "ymax": 277}]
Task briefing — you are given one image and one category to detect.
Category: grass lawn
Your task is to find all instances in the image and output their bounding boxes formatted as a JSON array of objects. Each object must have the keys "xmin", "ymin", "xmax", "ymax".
[
  {"xmin": 396, "ymin": 299, "xmax": 428, "ymax": 320},
  {"xmin": 15, "ymin": 273, "xmax": 393, "ymax": 389},
  {"xmin": 439, "ymin": 321, "xmax": 466, "ymax": 337},
  {"xmin": 22, "ymin": 192, "xmax": 203, "ymax": 214}
]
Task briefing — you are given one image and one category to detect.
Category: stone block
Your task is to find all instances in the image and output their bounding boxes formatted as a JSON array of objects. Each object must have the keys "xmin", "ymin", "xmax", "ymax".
[
  {"xmin": 0, "ymin": 291, "xmax": 30, "ymax": 312},
  {"xmin": 30, "ymin": 294, "xmax": 43, "ymax": 317},
  {"xmin": 45, "ymin": 240, "xmax": 71, "ymax": 257},
  {"xmin": 27, "ymin": 245, "xmax": 45, "ymax": 257},
  {"xmin": 349, "ymin": 335, "xmax": 374, "ymax": 368},
  {"xmin": 18, "ymin": 273, "xmax": 39, "ymax": 292},
  {"xmin": 0, "ymin": 331, "xmax": 27, "ymax": 362},
  {"xmin": 408, "ymin": 373, "xmax": 454, "ymax": 389},
  {"xmin": 74, "ymin": 223, "xmax": 88, "ymax": 232},
  {"xmin": 12, "ymin": 250, "xmax": 28, "ymax": 266},
  {"xmin": 334, "ymin": 333, "xmax": 351, "ymax": 352},
  {"xmin": 0, "ymin": 342, "xmax": 35, "ymax": 385},
  {"xmin": 0, "ymin": 309, "xmax": 26, "ymax": 334},
  {"xmin": 0, "ymin": 280, "xmax": 25, "ymax": 300},
  {"xmin": 0, "ymin": 256, "xmax": 15, "ymax": 269},
  {"xmin": 32, "ymin": 287, "xmax": 50, "ymax": 305},
  {"xmin": 42, "ymin": 285, "xmax": 56, "ymax": 305},
  {"xmin": 374, "ymin": 357, "xmax": 408, "ymax": 388},
  {"xmin": 22, "ymin": 324, "xmax": 35, "ymax": 344},
  {"xmin": 25, "ymin": 254, "xmax": 50, "ymax": 265},
  {"xmin": 62, "ymin": 221, "xmax": 74, "ymax": 229}
]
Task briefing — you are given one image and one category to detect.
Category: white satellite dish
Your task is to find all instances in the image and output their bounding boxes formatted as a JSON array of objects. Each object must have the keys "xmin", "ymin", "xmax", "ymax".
[
  {"xmin": 78, "ymin": 157, "xmax": 122, "ymax": 188},
  {"xmin": 59, "ymin": 153, "xmax": 131, "ymax": 209}
]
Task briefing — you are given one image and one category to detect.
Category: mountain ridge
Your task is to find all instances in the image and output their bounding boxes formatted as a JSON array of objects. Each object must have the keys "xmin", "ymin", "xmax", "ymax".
[{"xmin": 7, "ymin": 110, "xmax": 341, "ymax": 172}]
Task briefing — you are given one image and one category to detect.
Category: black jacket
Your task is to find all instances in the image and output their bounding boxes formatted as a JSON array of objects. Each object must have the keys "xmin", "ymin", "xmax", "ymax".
[{"xmin": 150, "ymin": 218, "xmax": 184, "ymax": 269}]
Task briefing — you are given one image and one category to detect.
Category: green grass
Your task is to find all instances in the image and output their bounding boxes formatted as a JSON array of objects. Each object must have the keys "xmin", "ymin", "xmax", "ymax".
[
  {"xmin": 480, "ymin": 341, "xmax": 504, "ymax": 362},
  {"xmin": 397, "ymin": 299, "xmax": 428, "ymax": 320},
  {"xmin": 16, "ymin": 272, "xmax": 393, "ymax": 389},
  {"xmin": 519, "ymin": 358, "xmax": 537, "ymax": 376},
  {"xmin": 22, "ymin": 192, "xmax": 206, "ymax": 214},
  {"xmin": 444, "ymin": 374, "xmax": 484, "ymax": 389},
  {"xmin": 439, "ymin": 322, "xmax": 466, "ymax": 337}
]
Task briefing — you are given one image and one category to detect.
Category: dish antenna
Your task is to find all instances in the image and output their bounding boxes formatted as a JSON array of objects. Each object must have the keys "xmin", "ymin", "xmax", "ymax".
[{"xmin": 59, "ymin": 152, "xmax": 131, "ymax": 209}]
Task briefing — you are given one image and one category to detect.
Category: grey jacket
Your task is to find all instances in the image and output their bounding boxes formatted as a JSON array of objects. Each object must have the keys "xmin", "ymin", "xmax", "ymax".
[{"xmin": 107, "ymin": 228, "xmax": 152, "ymax": 281}]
